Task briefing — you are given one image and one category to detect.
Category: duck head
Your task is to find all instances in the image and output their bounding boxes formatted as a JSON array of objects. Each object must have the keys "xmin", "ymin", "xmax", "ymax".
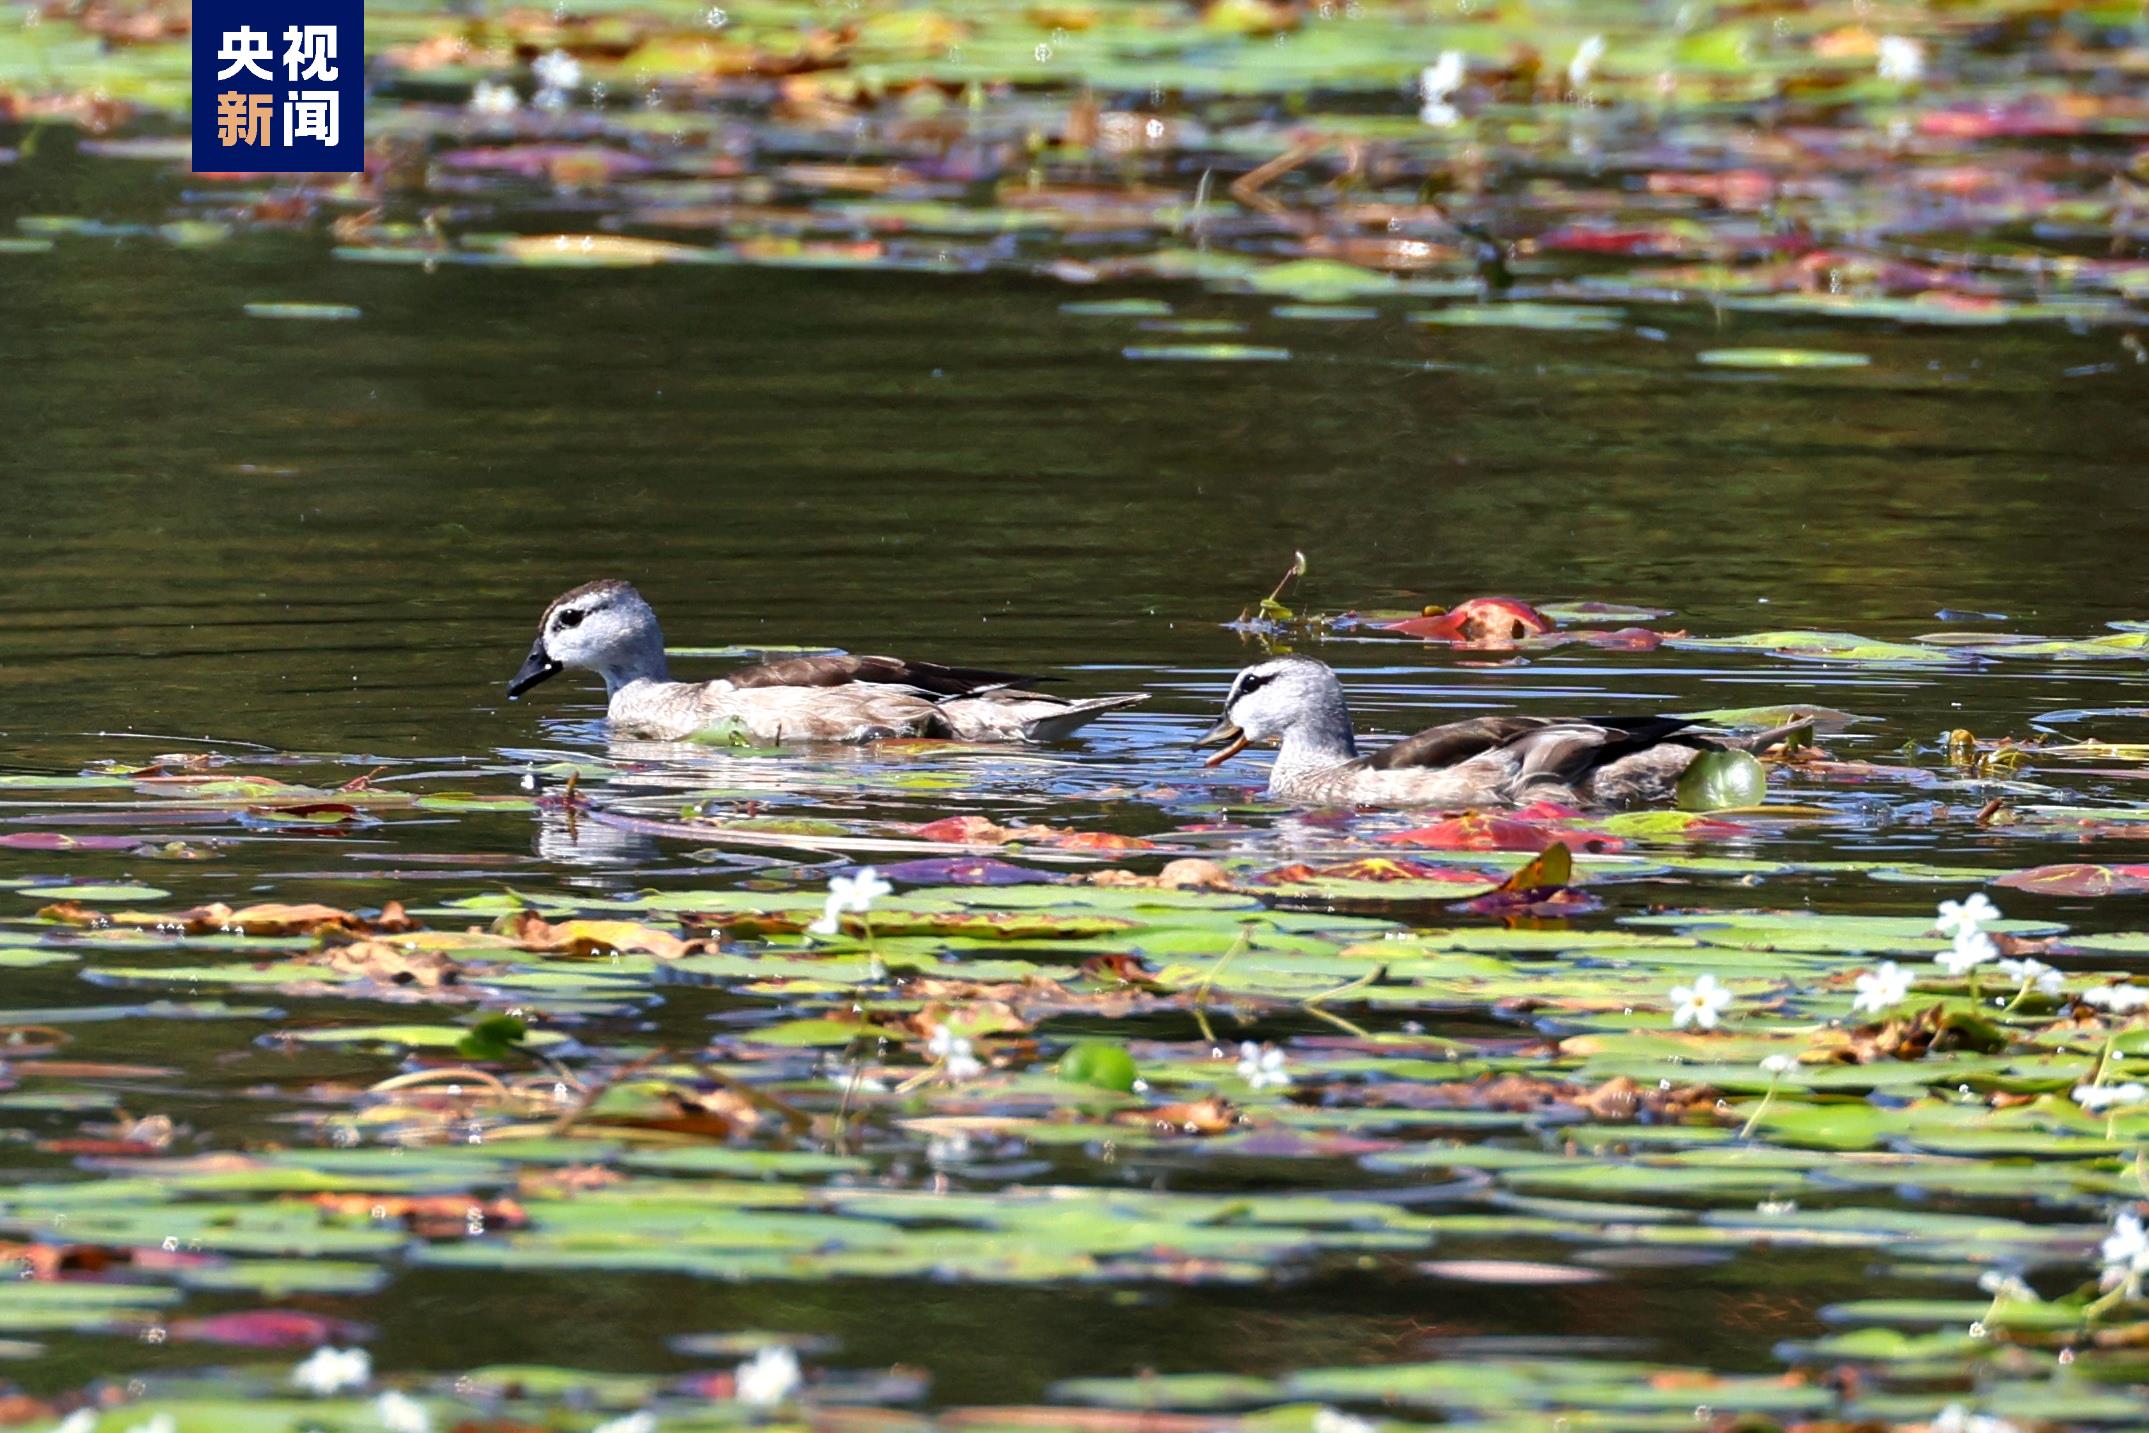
[
  {"xmin": 509, "ymin": 579, "xmax": 670, "ymax": 699},
  {"xmin": 1193, "ymin": 656, "xmax": 1354, "ymax": 767}
]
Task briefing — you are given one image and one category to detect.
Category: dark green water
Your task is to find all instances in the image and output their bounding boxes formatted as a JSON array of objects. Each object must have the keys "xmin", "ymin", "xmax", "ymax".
[{"xmin": 7, "ymin": 138, "xmax": 2149, "ymax": 1410}]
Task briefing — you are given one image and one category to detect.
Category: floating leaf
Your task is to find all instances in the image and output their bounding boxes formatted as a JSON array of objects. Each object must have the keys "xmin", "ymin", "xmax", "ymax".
[
  {"xmin": 1696, "ymin": 347, "xmax": 1870, "ymax": 369},
  {"xmin": 1676, "ymin": 750, "xmax": 1769, "ymax": 812}
]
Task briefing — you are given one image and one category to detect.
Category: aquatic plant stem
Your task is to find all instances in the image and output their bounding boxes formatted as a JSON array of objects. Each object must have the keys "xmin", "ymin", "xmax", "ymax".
[
  {"xmin": 1738, "ymin": 1071, "xmax": 1784, "ymax": 1140},
  {"xmin": 1191, "ymin": 927, "xmax": 1255, "ymax": 1048}
]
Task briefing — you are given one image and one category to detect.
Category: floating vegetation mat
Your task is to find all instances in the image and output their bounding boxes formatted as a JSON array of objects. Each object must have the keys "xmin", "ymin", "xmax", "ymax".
[
  {"xmin": 5, "ymin": 621, "xmax": 2149, "ymax": 1433},
  {"xmin": 7, "ymin": 0, "xmax": 2149, "ymax": 363}
]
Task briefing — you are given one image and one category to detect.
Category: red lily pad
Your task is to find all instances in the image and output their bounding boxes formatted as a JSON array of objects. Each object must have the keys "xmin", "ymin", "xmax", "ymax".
[
  {"xmin": 167, "ymin": 1309, "xmax": 371, "ymax": 1348},
  {"xmin": 1378, "ymin": 813, "xmax": 1623, "ymax": 854},
  {"xmin": 1382, "ymin": 597, "xmax": 1554, "ymax": 644},
  {"xmin": 1994, "ymin": 863, "xmax": 2149, "ymax": 897}
]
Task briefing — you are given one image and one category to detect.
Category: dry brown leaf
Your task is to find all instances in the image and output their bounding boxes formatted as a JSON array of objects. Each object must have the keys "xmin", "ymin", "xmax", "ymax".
[
  {"xmin": 497, "ymin": 911, "xmax": 697, "ymax": 961},
  {"xmin": 38, "ymin": 899, "xmax": 417, "ymax": 937},
  {"xmin": 1120, "ymin": 1096, "xmax": 1241, "ymax": 1136},
  {"xmin": 318, "ymin": 940, "xmax": 465, "ymax": 988}
]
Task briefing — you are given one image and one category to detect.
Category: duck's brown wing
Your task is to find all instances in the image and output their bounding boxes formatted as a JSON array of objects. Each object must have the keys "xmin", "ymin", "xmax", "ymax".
[
  {"xmin": 1503, "ymin": 715, "xmax": 1707, "ymax": 785},
  {"xmin": 726, "ymin": 654, "xmax": 1042, "ymax": 699},
  {"xmin": 1363, "ymin": 714, "xmax": 1701, "ymax": 776},
  {"xmin": 1359, "ymin": 715, "xmax": 1559, "ymax": 772}
]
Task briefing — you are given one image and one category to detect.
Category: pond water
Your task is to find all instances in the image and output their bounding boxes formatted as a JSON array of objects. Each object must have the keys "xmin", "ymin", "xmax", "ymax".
[{"xmin": 7, "ymin": 118, "xmax": 2149, "ymax": 1432}]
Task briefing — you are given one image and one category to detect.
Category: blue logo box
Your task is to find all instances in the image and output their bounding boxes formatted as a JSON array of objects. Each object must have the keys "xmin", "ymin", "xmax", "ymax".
[{"xmin": 192, "ymin": 0, "xmax": 363, "ymax": 173}]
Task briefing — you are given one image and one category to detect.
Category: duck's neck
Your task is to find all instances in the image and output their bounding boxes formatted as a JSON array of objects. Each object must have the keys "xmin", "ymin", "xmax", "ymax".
[
  {"xmin": 597, "ymin": 638, "xmax": 670, "ymax": 697},
  {"xmin": 1269, "ymin": 704, "xmax": 1358, "ymax": 789}
]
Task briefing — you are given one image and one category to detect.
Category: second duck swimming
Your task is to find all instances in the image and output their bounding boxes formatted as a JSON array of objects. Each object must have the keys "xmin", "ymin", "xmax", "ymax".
[{"xmin": 1196, "ymin": 656, "xmax": 1807, "ymax": 808}]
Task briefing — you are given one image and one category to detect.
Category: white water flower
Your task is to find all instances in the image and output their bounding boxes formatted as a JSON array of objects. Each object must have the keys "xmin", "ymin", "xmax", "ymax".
[
  {"xmin": 1419, "ymin": 51, "xmax": 1465, "ymax": 127},
  {"xmin": 1876, "ymin": 34, "xmax": 1925, "ymax": 85},
  {"xmin": 1669, "ymin": 973, "xmax": 1732, "ymax": 1031},
  {"xmin": 929, "ymin": 1027, "xmax": 984, "ymax": 1082},
  {"xmin": 467, "ymin": 80, "xmax": 519, "ymax": 116},
  {"xmin": 926, "ymin": 1131, "xmax": 974, "ymax": 1167},
  {"xmin": 1567, "ymin": 34, "xmax": 1606, "ymax": 92},
  {"xmin": 832, "ymin": 867, "xmax": 893, "ymax": 911},
  {"xmin": 1976, "ymin": 1269, "xmax": 2036, "ymax": 1303},
  {"xmin": 1237, "ymin": 1041, "xmax": 1290, "ymax": 1090},
  {"xmin": 2101, "ymin": 1210, "xmax": 2149, "ymax": 1294},
  {"xmin": 735, "ymin": 1345, "xmax": 803, "ymax": 1409},
  {"xmin": 1932, "ymin": 1406, "xmax": 2019, "ymax": 1433},
  {"xmin": 532, "ymin": 49, "xmax": 582, "ymax": 92},
  {"xmin": 2073, "ymin": 1082, "xmax": 2148, "ymax": 1114},
  {"xmin": 53, "ymin": 1413, "xmax": 99, "ymax": 1433},
  {"xmin": 1994, "ymin": 957, "xmax": 2063, "ymax": 995},
  {"xmin": 1760, "ymin": 1053, "xmax": 1799, "ymax": 1077},
  {"xmin": 1936, "ymin": 926, "xmax": 1998, "ymax": 977},
  {"xmin": 1935, "ymin": 892, "xmax": 1999, "ymax": 938},
  {"xmin": 592, "ymin": 1414, "xmax": 659, "ymax": 1433},
  {"xmin": 1313, "ymin": 1410, "xmax": 1377, "ymax": 1433},
  {"xmin": 808, "ymin": 865, "xmax": 892, "ymax": 935},
  {"xmin": 1852, "ymin": 960, "xmax": 1913, "ymax": 1015},
  {"xmin": 376, "ymin": 1390, "xmax": 432, "ymax": 1433},
  {"xmin": 2082, "ymin": 985, "xmax": 2149, "ymax": 1014},
  {"xmin": 293, "ymin": 1345, "xmax": 372, "ymax": 1396}
]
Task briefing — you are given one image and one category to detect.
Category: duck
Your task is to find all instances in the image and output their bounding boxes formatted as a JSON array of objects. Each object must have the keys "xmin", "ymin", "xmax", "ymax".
[
  {"xmin": 507, "ymin": 580, "xmax": 1146, "ymax": 743},
  {"xmin": 1192, "ymin": 656, "xmax": 1807, "ymax": 808}
]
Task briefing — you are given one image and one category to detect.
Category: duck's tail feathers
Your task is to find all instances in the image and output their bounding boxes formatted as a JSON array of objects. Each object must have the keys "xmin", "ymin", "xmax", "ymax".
[{"xmin": 1018, "ymin": 694, "xmax": 1149, "ymax": 743}]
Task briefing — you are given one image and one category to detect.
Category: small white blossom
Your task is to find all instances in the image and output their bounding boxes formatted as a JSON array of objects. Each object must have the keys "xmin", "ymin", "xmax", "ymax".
[
  {"xmin": 831, "ymin": 867, "xmax": 893, "ymax": 912},
  {"xmin": 592, "ymin": 1415, "xmax": 659, "ymax": 1433},
  {"xmin": 1419, "ymin": 51, "xmax": 1465, "ymax": 127},
  {"xmin": 2082, "ymin": 985, "xmax": 2149, "ymax": 1014},
  {"xmin": 735, "ymin": 1345, "xmax": 803, "ymax": 1409},
  {"xmin": 467, "ymin": 80, "xmax": 519, "ymax": 116},
  {"xmin": 1932, "ymin": 1406, "xmax": 2019, "ymax": 1433},
  {"xmin": 2101, "ymin": 1210, "xmax": 2149, "ymax": 1293},
  {"xmin": 1976, "ymin": 1270, "xmax": 2035, "ymax": 1303},
  {"xmin": 929, "ymin": 1027, "xmax": 984, "ymax": 1082},
  {"xmin": 293, "ymin": 1346, "xmax": 371, "ymax": 1396},
  {"xmin": 53, "ymin": 1413, "xmax": 99, "ymax": 1433},
  {"xmin": 2074, "ymin": 1082, "xmax": 2149, "ymax": 1114},
  {"xmin": 376, "ymin": 1391, "xmax": 432, "ymax": 1433},
  {"xmin": 1237, "ymin": 1041, "xmax": 1290, "ymax": 1090},
  {"xmin": 1852, "ymin": 960, "xmax": 1913, "ymax": 1015},
  {"xmin": 1760, "ymin": 1054, "xmax": 1799, "ymax": 1077},
  {"xmin": 532, "ymin": 49, "xmax": 581, "ymax": 92},
  {"xmin": 926, "ymin": 1131, "xmax": 973, "ymax": 1167},
  {"xmin": 1935, "ymin": 892, "xmax": 1999, "ymax": 938},
  {"xmin": 808, "ymin": 866, "xmax": 891, "ymax": 936},
  {"xmin": 1567, "ymin": 34, "xmax": 1606, "ymax": 92},
  {"xmin": 1995, "ymin": 957, "xmax": 2063, "ymax": 995},
  {"xmin": 1936, "ymin": 926, "xmax": 1998, "ymax": 977},
  {"xmin": 1313, "ymin": 1410, "xmax": 1377, "ymax": 1433},
  {"xmin": 1876, "ymin": 34, "xmax": 1925, "ymax": 85},
  {"xmin": 1669, "ymin": 973, "xmax": 1732, "ymax": 1031}
]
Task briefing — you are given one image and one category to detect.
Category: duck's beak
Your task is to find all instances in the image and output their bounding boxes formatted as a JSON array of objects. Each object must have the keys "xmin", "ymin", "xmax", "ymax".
[
  {"xmin": 1192, "ymin": 717, "xmax": 1250, "ymax": 768},
  {"xmin": 508, "ymin": 640, "xmax": 563, "ymax": 698}
]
